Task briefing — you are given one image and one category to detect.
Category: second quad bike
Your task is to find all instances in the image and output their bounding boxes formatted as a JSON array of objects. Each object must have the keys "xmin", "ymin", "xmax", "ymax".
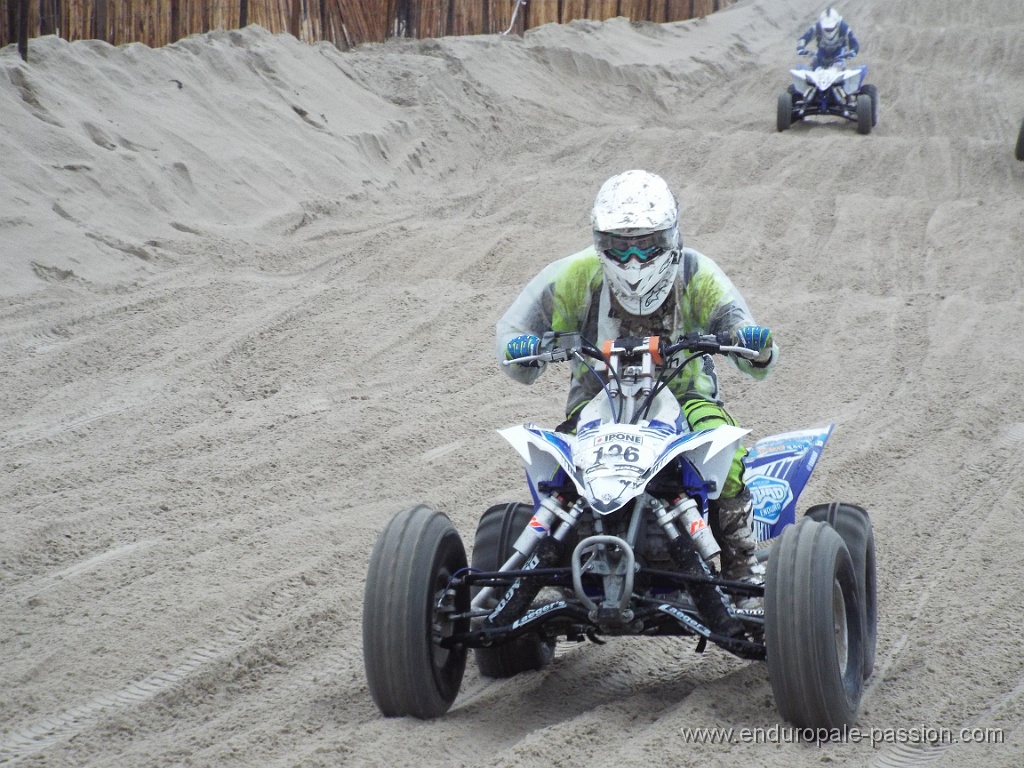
[{"xmin": 778, "ymin": 54, "xmax": 877, "ymax": 135}]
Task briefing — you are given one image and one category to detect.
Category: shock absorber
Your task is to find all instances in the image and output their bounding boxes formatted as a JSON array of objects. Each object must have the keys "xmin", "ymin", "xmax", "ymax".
[
  {"xmin": 657, "ymin": 499, "xmax": 744, "ymax": 639},
  {"xmin": 659, "ymin": 496, "xmax": 721, "ymax": 561},
  {"xmin": 483, "ymin": 495, "xmax": 581, "ymax": 627},
  {"xmin": 471, "ymin": 495, "xmax": 582, "ymax": 613}
]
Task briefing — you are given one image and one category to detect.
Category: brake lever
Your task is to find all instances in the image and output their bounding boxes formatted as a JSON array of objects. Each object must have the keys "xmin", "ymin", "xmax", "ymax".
[
  {"xmin": 500, "ymin": 346, "xmax": 579, "ymax": 366},
  {"xmin": 721, "ymin": 344, "xmax": 759, "ymax": 360}
]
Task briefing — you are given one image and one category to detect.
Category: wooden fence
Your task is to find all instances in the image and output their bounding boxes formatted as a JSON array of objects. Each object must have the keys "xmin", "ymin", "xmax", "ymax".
[{"xmin": 1, "ymin": 0, "xmax": 732, "ymax": 57}]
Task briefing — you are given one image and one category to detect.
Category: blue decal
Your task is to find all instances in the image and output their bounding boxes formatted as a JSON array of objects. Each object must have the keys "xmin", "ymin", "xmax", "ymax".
[
  {"xmin": 530, "ymin": 427, "xmax": 574, "ymax": 465},
  {"xmin": 749, "ymin": 475, "xmax": 793, "ymax": 525},
  {"xmin": 644, "ymin": 418, "xmax": 681, "ymax": 437}
]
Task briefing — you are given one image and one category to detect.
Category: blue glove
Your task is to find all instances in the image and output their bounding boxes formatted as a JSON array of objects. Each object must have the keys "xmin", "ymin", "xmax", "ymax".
[
  {"xmin": 505, "ymin": 334, "xmax": 541, "ymax": 366},
  {"xmin": 734, "ymin": 326, "xmax": 773, "ymax": 363},
  {"xmin": 797, "ymin": 47, "xmax": 808, "ymax": 56}
]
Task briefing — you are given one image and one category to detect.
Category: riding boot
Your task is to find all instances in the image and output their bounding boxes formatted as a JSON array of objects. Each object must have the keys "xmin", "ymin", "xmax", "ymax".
[{"xmin": 708, "ymin": 488, "xmax": 765, "ymax": 609}]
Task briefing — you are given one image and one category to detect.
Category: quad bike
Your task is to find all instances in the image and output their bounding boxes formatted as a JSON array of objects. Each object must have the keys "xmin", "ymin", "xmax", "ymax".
[
  {"xmin": 777, "ymin": 53, "xmax": 877, "ymax": 135},
  {"xmin": 363, "ymin": 333, "xmax": 877, "ymax": 729}
]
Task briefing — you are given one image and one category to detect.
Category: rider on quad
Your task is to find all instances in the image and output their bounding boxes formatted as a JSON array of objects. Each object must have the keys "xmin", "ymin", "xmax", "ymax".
[
  {"xmin": 496, "ymin": 170, "xmax": 779, "ymax": 607},
  {"xmin": 798, "ymin": 8, "xmax": 859, "ymax": 69}
]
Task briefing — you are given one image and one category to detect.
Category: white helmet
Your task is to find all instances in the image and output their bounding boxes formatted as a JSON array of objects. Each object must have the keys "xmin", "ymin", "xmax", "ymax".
[
  {"xmin": 818, "ymin": 8, "xmax": 842, "ymax": 45},
  {"xmin": 591, "ymin": 170, "xmax": 681, "ymax": 316}
]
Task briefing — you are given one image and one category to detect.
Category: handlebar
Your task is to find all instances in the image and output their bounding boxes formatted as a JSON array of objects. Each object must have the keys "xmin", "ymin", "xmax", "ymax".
[
  {"xmin": 503, "ymin": 332, "xmax": 762, "ymax": 426},
  {"xmin": 662, "ymin": 334, "xmax": 758, "ymax": 361},
  {"xmin": 797, "ymin": 51, "xmax": 853, "ymax": 61},
  {"xmin": 501, "ymin": 332, "xmax": 759, "ymax": 367}
]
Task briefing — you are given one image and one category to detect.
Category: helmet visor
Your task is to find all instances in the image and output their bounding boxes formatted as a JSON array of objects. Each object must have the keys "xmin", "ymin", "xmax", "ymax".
[{"xmin": 595, "ymin": 229, "xmax": 676, "ymax": 265}]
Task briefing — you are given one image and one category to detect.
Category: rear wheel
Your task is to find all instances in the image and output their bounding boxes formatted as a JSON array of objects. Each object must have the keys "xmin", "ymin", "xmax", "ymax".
[
  {"xmin": 765, "ymin": 518, "xmax": 865, "ymax": 729},
  {"xmin": 856, "ymin": 94, "xmax": 873, "ymax": 135},
  {"xmin": 777, "ymin": 92, "xmax": 793, "ymax": 132},
  {"xmin": 472, "ymin": 502, "xmax": 556, "ymax": 678},
  {"xmin": 1016, "ymin": 117, "xmax": 1024, "ymax": 161},
  {"xmin": 806, "ymin": 503, "xmax": 877, "ymax": 678},
  {"xmin": 363, "ymin": 504, "xmax": 468, "ymax": 718}
]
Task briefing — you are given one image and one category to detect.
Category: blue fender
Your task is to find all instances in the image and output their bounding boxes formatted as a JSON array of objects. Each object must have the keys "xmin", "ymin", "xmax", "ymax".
[{"xmin": 743, "ymin": 425, "xmax": 834, "ymax": 541}]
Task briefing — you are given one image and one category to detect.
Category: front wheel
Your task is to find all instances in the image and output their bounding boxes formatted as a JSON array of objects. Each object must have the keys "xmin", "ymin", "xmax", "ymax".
[
  {"xmin": 472, "ymin": 502, "xmax": 557, "ymax": 678},
  {"xmin": 806, "ymin": 503, "xmax": 877, "ymax": 678},
  {"xmin": 777, "ymin": 91, "xmax": 793, "ymax": 132},
  {"xmin": 363, "ymin": 504, "xmax": 469, "ymax": 718},
  {"xmin": 856, "ymin": 94, "xmax": 873, "ymax": 135},
  {"xmin": 765, "ymin": 518, "xmax": 865, "ymax": 729},
  {"xmin": 860, "ymin": 84, "xmax": 878, "ymax": 126}
]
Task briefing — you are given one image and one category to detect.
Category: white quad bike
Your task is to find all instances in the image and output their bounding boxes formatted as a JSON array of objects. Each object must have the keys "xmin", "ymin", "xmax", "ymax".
[
  {"xmin": 778, "ymin": 53, "xmax": 878, "ymax": 135},
  {"xmin": 363, "ymin": 333, "xmax": 877, "ymax": 729}
]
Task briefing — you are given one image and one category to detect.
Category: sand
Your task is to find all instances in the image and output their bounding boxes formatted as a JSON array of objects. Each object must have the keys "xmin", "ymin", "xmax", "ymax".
[{"xmin": 2, "ymin": 0, "xmax": 1023, "ymax": 765}]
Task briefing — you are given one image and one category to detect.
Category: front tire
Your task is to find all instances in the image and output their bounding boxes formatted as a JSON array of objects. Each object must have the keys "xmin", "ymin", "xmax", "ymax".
[
  {"xmin": 806, "ymin": 503, "xmax": 877, "ymax": 678},
  {"xmin": 860, "ymin": 84, "xmax": 878, "ymax": 126},
  {"xmin": 777, "ymin": 92, "xmax": 793, "ymax": 132},
  {"xmin": 856, "ymin": 94, "xmax": 873, "ymax": 135},
  {"xmin": 472, "ymin": 502, "xmax": 557, "ymax": 678},
  {"xmin": 363, "ymin": 504, "xmax": 469, "ymax": 718},
  {"xmin": 765, "ymin": 518, "xmax": 865, "ymax": 729}
]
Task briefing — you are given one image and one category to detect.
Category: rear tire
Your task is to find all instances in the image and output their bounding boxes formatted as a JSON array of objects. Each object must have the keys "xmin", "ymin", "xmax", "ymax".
[
  {"xmin": 472, "ymin": 502, "xmax": 557, "ymax": 678},
  {"xmin": 363, "ymin": 505, "xmax": 468, "ymax": 718},
  {"xmin": 777, "ymin": 92, "xmax": 793, "ymax": 132},
  {"xmin": 765, "ymin": 518, "xmax": 865, "ymax": 729},
  {"xmin": 1016, "ymin": 117, "xmax": 1024, "ymax": 161},
  {"xmin": 806, "ymin": 503, "xmax": 877, "ymax": 678},
  {"xmin": 856, "ymin": 94, "xmax": 873, "ymax": 135}
]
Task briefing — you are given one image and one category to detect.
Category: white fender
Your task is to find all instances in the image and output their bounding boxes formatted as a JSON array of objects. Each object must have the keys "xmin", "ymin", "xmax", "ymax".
[
  {"xmin": 498, "ymin": 424, "xmax": 585, "ymax": 494},
  {"xmin": 643, "ymin": 425, "xmax": 750, "ymax": 499},
  {"xmin": 501, "ymin": 421, "xmax": 750, "ymax": 513}
]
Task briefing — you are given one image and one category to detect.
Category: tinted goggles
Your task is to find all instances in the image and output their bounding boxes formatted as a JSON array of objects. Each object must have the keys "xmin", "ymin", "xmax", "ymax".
[
  {"xmin": 603, "ymin": 245, "xmax": 666, "ymax": 264},
  {"xmin": 595, "ymin": 230, "xmax": 675, "ymax": 265}
]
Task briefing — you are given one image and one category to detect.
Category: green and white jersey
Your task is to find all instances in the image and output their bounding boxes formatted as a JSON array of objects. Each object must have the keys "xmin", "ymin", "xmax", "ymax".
[{"xmin": 496, "ymin": 246, "xmax": 777, "ymax": 418}]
